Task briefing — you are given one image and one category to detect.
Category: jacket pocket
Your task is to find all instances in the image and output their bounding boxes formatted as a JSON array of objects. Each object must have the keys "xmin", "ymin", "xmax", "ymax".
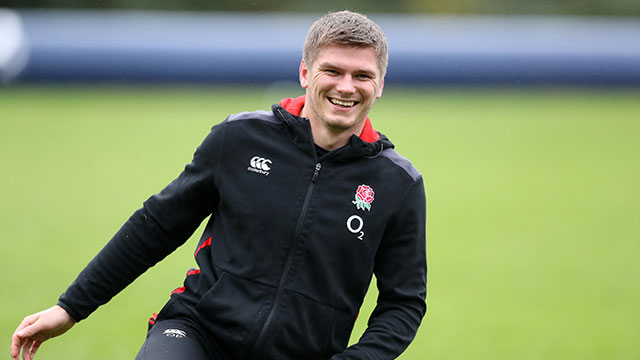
[
  {"xmin": 326, "ymin": 306, "xmax": 357, "ymax": 356},
  {"xmin": 268, "ymin": 291, "xmax": 352, "ymax": 360},
  {"xmin": 195, "ymin": 271, "xmax": 274, "ymax": 358}
]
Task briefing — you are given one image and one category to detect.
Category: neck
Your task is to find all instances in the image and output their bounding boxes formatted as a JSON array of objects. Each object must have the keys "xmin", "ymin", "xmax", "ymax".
[{"xmin": 300, "ymin": 107, "xmax": 365, "ymax": 151}]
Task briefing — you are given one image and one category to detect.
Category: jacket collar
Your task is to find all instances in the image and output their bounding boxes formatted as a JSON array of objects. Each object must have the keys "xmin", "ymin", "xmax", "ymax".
[
  {"xmin": 279, "ymin": 95, "xmax": 380, "ymax": 143},
  {"xmin": 273, "ymin": 96, "xmax": 393, "ymax": 162}
]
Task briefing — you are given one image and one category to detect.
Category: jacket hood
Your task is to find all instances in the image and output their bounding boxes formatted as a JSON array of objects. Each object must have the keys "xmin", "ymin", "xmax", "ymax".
[{"xmin": 274, "ymin": 96, "xmax": 393, "ymax": 162}]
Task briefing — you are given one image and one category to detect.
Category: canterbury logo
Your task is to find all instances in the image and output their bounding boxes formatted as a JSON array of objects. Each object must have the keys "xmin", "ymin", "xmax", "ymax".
[
  {"xmin": 162, "ymin": 329, "xmax": 187, "ymax": 338},
  {"xmin": 248, "ymin": 156, "xmax": 272, "ymax": 176}
]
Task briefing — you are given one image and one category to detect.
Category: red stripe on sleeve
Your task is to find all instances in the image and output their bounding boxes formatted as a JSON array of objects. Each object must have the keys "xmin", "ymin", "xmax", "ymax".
[
  {"xmin": 169, "ymin": 268, "xmax": 201, "ymax": 296},
  {"xmin": 148, "ymin": 312, "xmax": 157, "ymax": 325},
  {"xmin": 187, "ymin": 269, "xmax": 201, "ymax": 276},
  {"xmin": 194, "ymin": 236, "xmax": 212, "ymax": 259},
  {"xmin": 171, "ymin": 286, "xmax": 186, "ymax": 295}
]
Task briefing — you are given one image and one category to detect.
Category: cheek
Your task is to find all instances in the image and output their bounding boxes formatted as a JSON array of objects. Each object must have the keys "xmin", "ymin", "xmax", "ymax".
[
  {"xmin": 311, "ymin": 74, "xmax": 329, "ymax": 88},
  {"xmin": 362, "ymin": 83, "xmax": 378, "ymax": 100},
  {"xmin": 368, "ymin": 80, "xmax": 382, "ymax": 98}
]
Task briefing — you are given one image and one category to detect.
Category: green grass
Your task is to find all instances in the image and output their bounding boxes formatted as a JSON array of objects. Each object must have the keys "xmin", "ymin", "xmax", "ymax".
[{"xmin": 1, "ymin": 85, "xmax": 639, "ymax": 359}]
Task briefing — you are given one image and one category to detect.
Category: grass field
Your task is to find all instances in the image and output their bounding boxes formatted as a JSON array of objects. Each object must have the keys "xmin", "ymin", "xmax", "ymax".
[{"xmin": 1, "ymin": 85, "xmax": 639, "ymax": 359}]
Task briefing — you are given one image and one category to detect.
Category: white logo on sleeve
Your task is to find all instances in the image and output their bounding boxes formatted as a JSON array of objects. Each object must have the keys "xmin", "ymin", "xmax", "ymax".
[
  {"xmin": 248, "ymin": 156, "xmax": 272, "ymax": 176},
  {"xmin": 162, "ymin": 329, "xmax": 187, "ymax": 338}
]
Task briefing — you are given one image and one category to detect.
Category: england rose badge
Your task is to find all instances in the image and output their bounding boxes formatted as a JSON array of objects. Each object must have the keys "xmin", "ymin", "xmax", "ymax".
[{"xmin": 352, "ymin": 184, "xmax": 375, "ymax": 211}]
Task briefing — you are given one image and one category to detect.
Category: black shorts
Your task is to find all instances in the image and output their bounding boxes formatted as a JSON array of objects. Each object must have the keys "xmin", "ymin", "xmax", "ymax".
[{"xmin": 135, "ymin": 317, "xmax": 224, "ymax": 360}]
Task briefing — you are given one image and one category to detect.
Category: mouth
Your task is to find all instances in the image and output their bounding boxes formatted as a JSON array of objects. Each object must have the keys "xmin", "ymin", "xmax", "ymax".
[{"xmin": 328, "ymin": 97, "xmax": 358, "ymax": 108}]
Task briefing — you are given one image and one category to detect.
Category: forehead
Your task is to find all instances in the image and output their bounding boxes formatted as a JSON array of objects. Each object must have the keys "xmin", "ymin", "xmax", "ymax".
[{"xmin": 313, "ymin": 43, "xmax": 380, "ymax": 75}]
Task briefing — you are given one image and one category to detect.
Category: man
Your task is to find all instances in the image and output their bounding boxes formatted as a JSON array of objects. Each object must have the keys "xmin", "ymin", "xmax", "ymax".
[{"xmin": 11, "ymin": 10, "xmax": 426, "ymax": 360}]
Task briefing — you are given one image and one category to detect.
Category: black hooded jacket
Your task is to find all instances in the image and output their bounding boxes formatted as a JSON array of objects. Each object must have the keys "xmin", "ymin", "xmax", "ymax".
[{"xmin": 58, "ymin": 97, "xmax": 427, "ymax": 359}]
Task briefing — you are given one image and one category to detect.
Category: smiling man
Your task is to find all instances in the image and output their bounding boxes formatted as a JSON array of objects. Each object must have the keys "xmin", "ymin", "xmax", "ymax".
[
  {"xmin": 300, "ymin": 41, "xmax": 385, "ymax": 150},
  {"xmin": 11, "ymin": 11, "xmax": 426, "ymax": 360}
]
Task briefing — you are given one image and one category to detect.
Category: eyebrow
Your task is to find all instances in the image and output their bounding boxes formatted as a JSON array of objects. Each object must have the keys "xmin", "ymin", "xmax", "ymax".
[{"xmin": 318, "ymin": 62, "xmax": 377, "ymax": 77}]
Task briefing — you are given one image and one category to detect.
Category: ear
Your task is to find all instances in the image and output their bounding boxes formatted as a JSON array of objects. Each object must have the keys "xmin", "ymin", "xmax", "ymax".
[
  {"xmin": 376, "ymin": 77, "xmax": 384, "ymax": 99},
  {"xmin": 299, "ymin": 60, "xmax": 309, "ymax": 89}
]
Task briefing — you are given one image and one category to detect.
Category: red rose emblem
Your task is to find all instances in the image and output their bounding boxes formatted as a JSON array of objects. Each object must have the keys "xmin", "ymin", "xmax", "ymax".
[
  {"xmin": 353, "ymin": 184, "xmax": 374, "ymax": 211},
  {"xmin": 356, "ymin": 185, "xmax": 375, "ymax": 203}
]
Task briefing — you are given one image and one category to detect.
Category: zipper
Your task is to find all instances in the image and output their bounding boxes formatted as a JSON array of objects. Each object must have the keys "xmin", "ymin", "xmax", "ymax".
[{"xmin": 247, "ymin": 162, "xmax": 322, "ymax": 358}]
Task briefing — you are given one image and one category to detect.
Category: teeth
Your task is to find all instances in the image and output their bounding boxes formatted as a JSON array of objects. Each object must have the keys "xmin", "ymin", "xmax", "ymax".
[{"xmin": 330, "ymin": 98, "xmax": 355, "ymax": 107}]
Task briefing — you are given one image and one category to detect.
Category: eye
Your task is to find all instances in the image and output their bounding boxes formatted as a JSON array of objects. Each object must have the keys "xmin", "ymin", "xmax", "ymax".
[
  {"xmin": 356, "ymin": 73, "xmax": 372, "ymax": 80},
  {"xmin": 324, "ymin": 69, "xmax": 339, "ymax": 75}
]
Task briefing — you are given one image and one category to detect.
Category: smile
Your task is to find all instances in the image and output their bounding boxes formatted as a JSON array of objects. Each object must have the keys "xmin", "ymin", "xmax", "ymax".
[{"xmin": 329, "ymin": 98, "xmax": 357, "ymax": 108}]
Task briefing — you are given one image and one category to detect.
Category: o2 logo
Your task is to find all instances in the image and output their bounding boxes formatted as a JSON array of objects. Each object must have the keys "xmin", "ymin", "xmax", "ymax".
[{"xmin": 346, "ymin": 215, "xmax": 364, "ymax": 241}]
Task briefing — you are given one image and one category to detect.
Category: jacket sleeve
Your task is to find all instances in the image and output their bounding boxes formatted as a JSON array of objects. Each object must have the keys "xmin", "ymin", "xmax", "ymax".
[
  {"xmin": 57, "ymin": 122, "xmax": 225, "ymax": 322},
  {"xmin": 333, "ymin": 178, "xmax": 427, "ymax": 359}
]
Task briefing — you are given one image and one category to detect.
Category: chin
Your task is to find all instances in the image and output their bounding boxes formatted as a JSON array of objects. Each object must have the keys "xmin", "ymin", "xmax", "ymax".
[
  {"xmin": 326, "ymin": 124, "xmax": 351, "ymax": 132},
  {"xmin": 324, "ymin": 118, "xmax": 360, "ymax": 132}
]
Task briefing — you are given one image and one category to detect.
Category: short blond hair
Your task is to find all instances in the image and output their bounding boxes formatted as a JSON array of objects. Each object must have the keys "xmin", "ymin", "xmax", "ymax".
[{"xmin": 303, "ymin": 11, "xmax": 388, "ymax": 78}]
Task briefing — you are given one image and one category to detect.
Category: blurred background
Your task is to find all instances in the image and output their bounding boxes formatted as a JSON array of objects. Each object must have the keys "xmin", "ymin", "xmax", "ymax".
[{"xmin": 1, "ymin": 2, "xmax": 639, "ymax": 360}]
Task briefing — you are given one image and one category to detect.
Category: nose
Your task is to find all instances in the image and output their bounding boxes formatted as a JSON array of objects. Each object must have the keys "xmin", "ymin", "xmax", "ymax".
[{"xmin": 335, "ymin": 75, "xmax": 356, "ymax": 95}]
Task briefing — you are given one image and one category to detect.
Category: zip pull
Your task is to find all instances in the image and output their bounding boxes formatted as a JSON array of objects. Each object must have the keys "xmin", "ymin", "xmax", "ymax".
[{"xmin": 312, "ymin": 163, "xmax": 322, "ymax": 183}]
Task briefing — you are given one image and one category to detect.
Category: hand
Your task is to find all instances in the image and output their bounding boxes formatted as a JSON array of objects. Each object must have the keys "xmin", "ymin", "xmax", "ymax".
[{"xmin": 10, "ymin": 305, "xmax": 75, "ymax": 360}]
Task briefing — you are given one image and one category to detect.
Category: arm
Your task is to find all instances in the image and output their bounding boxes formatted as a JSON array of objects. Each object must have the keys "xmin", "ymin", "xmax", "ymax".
[
  {"xmin": 10, "ymin": 122, "xmax": 225, "ymax": 359},
  {"xmin": 57, "ymin": 123, "xmax": 224, "ymax": 321},
  {"xmin": 334, "ymin": 179, "xmax": 427, "ymax": 359}
]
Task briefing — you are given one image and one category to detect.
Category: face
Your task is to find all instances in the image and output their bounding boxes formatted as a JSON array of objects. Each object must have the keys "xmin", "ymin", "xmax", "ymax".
[{"xmin": 299, "ymin": 43, "xmax": 384, "ymax": 135}]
